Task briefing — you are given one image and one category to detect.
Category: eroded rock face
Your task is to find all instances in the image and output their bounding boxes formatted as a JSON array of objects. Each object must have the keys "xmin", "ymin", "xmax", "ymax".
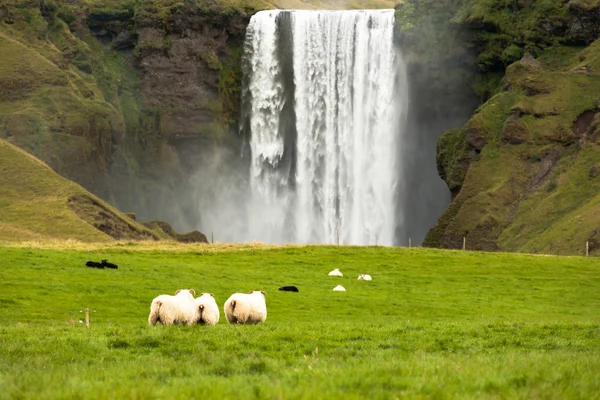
[
  {"xmin": 503, "ymin": 114, "xmax": 530, "ymax": 145},
  {"xmin": 465, "ymin": 117, "xmax": 487, "ymax": 151},
  {"xmin": 568, "ymin": 1, "xmax": 600, "ymax": 44}
]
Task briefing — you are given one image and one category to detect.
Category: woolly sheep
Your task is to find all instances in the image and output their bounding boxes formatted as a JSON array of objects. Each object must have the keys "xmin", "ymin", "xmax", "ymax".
[
  {"xmin": 148, "ymin": 289, "xmax": 198, "ymax": 326},
  {"xmin": 328, "ymin": 268, "xmax": 343, "ymax": 277},
  {"xmin": 332, "ymin": 285, "xmax": 346, "ymax": 291},
  {"xmin": 224, "ymin": 290, "xmax": 267, "ymax": 325},
  {"xmin": 358, "ymin": 274, "xmax": 372, "ymax": 281},
  {"xmin": 194, "ymin": 293, "xmax": 220, "ymax": 326}
]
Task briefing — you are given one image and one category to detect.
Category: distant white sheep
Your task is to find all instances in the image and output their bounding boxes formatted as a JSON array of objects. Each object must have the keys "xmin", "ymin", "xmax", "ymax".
[
  {"xmin": 148, "ymin": 289, "xmax": 198, "ymax": 326},
  {"xmin": 224, "ymin": 290, "xmax": 267, "ymax": 325},
  {"xmin": 194, "ymin": 293, "xmax": 220, "ymax": 326},
  {"xmin": 358, "ymin": 274, "xmax": 372, "ymax": 281},
  {"xmin": 328, "ymin": 268, "xmax": 343, "ymax": 277},
  {"xmin": 332, "ymin": 285, "xmax": 346, "ymax": 291}
]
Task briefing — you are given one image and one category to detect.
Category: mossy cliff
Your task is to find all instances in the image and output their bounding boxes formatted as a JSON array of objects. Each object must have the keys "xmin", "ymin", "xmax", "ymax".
[
  {"xmin": 421, "ymin": 0, "xmax": 600, "ymax": 255},
  {"xmin": 0, "ymin": 0, "xmax": 264, "ymax": 229}
]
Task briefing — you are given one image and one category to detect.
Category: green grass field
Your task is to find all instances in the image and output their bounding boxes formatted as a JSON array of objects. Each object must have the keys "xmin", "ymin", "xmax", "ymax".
[{"xmin": 0, "ymin": 244, "xmax": 599, "ymax": 399}]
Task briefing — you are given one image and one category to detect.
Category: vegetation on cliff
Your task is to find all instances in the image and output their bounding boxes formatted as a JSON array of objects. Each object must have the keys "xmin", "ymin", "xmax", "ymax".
[{"xmin": 422, "ymin": 0, "xmax": 600, "ymax": 255}]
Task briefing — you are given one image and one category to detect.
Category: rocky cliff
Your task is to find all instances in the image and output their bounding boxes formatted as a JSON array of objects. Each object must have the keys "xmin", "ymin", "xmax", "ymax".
[
  {"xmin": 0, "ymin": 0, "xmax": 260, "ymax": 231},
  {"xmin": 422, "ymin": 0, "xmax": 600, "ymax": 255}
]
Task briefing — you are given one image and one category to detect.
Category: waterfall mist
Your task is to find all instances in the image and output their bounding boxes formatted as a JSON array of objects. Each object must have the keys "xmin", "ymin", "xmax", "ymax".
[{"xmin": 192, "ymin": 9, "xmax": 411, "ymax": 245}]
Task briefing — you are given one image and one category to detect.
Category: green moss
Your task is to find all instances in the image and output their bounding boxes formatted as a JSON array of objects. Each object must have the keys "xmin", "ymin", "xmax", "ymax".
[
  {"xmin": 218, "ymin": 46, "xmax": 244, "ymax": 127},
  {"xmin": 430, "ymin": 36, "xmax": 600, "ymax": 254}
]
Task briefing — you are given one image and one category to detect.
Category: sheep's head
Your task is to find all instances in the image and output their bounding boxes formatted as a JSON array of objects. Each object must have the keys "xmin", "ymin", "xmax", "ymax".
[
  {"xmin": 175, "ymin": 289, "xmax": 196, "ymax": 298},
  {"xmin": 248, "ymin": 290, "xmax": 267, "ymax": 296}
]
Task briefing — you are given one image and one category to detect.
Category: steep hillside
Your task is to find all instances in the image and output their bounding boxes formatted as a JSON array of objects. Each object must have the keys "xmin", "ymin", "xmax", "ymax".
[
  {"xmin": 423, "ymin": 0, "xmax": 600, "ymax": 255},
  {"xmin": 0, "ymin": 138, "xmax": 162, "ymax": 242}
]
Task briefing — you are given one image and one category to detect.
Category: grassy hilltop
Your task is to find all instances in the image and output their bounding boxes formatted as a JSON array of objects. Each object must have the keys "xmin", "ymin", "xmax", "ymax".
[{"xmin": 0, "ymin": 244, "xmax": 599, "ymax": 398}]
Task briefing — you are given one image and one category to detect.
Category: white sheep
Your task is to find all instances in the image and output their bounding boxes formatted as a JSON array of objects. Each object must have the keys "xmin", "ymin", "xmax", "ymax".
[
  {"xmin": 358, "ymin": 274, "xmax": 372, "ymax": 281},
  {"xmin": 328, "ymin": 268, "xmax": 343, "ymax": 277},
  {"xmin": 332, "ymin": 285, "xmax": 346, "ymax": 291},
  {"xmin": 194, "ymin": 293, "xmax": 220, "ymax": 325},
  {"xmin": 148, "ymin": 289, "xmax": 198, "ymax": 326},
  {"xmin": 223, "ymin": 290, "xmax": 267, "ymax": 325}
]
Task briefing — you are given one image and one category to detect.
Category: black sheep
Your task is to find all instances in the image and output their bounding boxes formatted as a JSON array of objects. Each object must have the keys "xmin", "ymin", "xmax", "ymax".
[
  {"xmin": 101, "ymin": 259, "xmax": 118, "ymax": 269},
  {"xmin": 278, "ymin": 286, "xmax": 299, "ymax": 292},
  {"xmin": 86, "ymin": 261, "xmax": 104, "ymax": 269}
]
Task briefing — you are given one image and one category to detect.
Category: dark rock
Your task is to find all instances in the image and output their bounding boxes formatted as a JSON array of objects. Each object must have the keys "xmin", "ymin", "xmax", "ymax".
[
  {"xmin": 143, "ymin": 220, "xmax": 177, "ymax": 236},
  {"xmin": 503, "ymin": 114, "xmax": 530, "ymax": 144},
  {"xmin": 465, "ymin": 117, "xmax": 487, "ymax": 151},
  {"xmin": 572, "ymin": 109, "xmax": 597, "ymax": 135},
  {"xmin": 589, "ymin": 164, "xmax": 600, "ymax": 179},
  {"xmin": 177, "ymin": 230, "xmax": 208, "ymax": 243},
  {"xmin": 568, "ymin": 1, "xmax": 600, "ymax": 44},
  {"xmin": 112, "ymin": 30, "xmax": 136, "ymax": 50}
]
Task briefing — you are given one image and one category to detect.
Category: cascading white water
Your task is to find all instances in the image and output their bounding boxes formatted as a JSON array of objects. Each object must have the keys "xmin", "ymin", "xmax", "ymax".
[{"xmin": 243, "ymin": 9, "xmax": 405, "ymax": 245}]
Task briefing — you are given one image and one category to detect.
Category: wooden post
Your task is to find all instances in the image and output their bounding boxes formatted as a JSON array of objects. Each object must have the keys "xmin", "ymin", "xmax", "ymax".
[
  {"xmin": 586, "ymin": 241, "xmax": 589, "ymax": 256},
  {"xmin": 211, "ymin": 232, "xmax": 214, "ymax": 244},
  {"xmin": 85, "ymin": 308, "xmax": 90, "ymax": 328},
  {"xmin": 408, "ymin": 238, "xmax": 412, "ymax": 248},
  {"xmin": 463, "ymin": 237, "xmax": 466, "ymax": 251}
]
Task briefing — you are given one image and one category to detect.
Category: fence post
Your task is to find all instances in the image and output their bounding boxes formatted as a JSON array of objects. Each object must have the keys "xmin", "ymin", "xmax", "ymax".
[
  {"xmin": 586, "ymin": 241, "xmax": 589, "ymax": 256},
  {"xmin": 336, "ymin": 228, "xmax": 340, "ymax": 246},
  {"xmin": 211, "ymin": 232, "xmax": 214, "ymax": 244},
  {"xmin": 463, "ymin": 237, "xmax": 466, "ymax": 251},
  {"xmin": 85, "ymin": 308, "xmax": 90, "ymax": 328},
  {"xmin": 408, "ymin": 238, "xmax": 412, "ymax": 248}
]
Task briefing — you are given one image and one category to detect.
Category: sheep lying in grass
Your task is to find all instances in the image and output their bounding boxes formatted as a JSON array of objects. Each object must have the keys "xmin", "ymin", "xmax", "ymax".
[
  {"xmin": 358, "ymin": 274, "xmax": 372, "ymax": 281},
  {"xmin": 328, "ymin": 268, "xmax": 343, "ymax": 277},
  {"xmin": 194, "ymin": 293, "xmax": 220, "ymax": 326},
  {"xmin": 148, "ymin": 289, "xmax": 198, "ymax": 326},
  {"xmin": 224, "ymin": 291, "xmax": 267, "ymax": 325},
  {"xmin": 333, "ymin": 285, "xmax": 346, "ymax": 291}
]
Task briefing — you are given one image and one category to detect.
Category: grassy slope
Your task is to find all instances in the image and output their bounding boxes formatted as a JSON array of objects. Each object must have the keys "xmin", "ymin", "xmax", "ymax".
[
  {"xmin": 0, "ymin": 244, "xmax": 598, "ymax": 398},
  {"xmin": 0, "ymin": 138, "xmax": 162, "ymax": 242},
  {"xmin": 426, "ymin": 24, "xmax": 600, "ymax": 255},
  {"xmin": 0, "ymin": 7, "xmax": 126, "ymax": 197}
]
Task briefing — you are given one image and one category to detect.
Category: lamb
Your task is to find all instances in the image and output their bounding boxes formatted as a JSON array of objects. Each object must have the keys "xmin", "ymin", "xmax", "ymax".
[
  {"xmin": 194, "ymin": 293, "xmax": 220, "ymax": 326},
  {"xmin": 148, "ymin": 289, "xmax": 198, "ymax": 326},
  {"xmin": 223, "ymin": 290, "xmax": 267, "ymax": 325},
  {"xmin": 358, "ymin": 274, "xmax": 372, "ymax": 281},
  {"xmin": 328, "ymin": 268, "xmax": 343, "ymax": 277}
]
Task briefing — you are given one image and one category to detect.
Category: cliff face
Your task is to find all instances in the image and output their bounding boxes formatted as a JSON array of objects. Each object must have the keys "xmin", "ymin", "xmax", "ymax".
[
  {"xmin": 0, "ymin": 0, "xmax": 254, "ymax": 230},
  {"xmin": 423, "ymin": 0, "xmax": 600, "ymax": 255}
]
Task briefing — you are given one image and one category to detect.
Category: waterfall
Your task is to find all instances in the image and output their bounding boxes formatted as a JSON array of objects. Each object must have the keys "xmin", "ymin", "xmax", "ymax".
[{"xmin": 242, "ymin": 9, "xmax": 406, "ymax": 245}]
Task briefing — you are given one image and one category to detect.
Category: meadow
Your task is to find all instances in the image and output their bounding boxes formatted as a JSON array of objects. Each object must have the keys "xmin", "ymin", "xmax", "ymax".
[{"xmin": 0, "ymin": 243, "xmax": 599, "ymax": 399}]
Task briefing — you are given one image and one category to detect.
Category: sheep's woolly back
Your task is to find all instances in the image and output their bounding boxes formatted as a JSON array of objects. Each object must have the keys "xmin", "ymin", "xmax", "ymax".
[
  {"xmin": 328, "ymin": 268, "xmax": 343, "ymax": 277},
  {"xmin": 333, "ymin": 285, "xmax": 346, "ymax": 291},
  {"xmin": 194, "ymin": 293, "xmax": 220, "ymax": 325},
  {"xmin": 224, "ymin": 291, "xmax": 267, "ymax": 325},
  {"xmin": 148, "ymin": 289, "xmax": 198, "ymax": 326},
  {"xmin": 358, "ymin": 274, "xmax": 372, "ymax": 281}
]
